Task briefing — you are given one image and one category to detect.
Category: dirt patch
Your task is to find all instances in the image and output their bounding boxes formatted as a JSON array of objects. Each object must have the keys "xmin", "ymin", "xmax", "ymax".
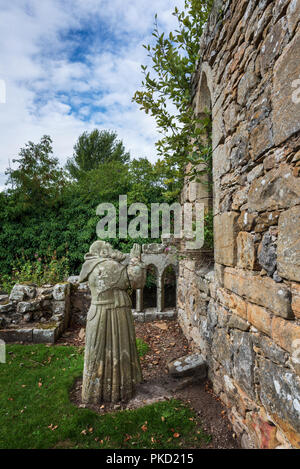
[{"xmin": 66, "ymin": 319, "xmax": 240, "ymax": 449}]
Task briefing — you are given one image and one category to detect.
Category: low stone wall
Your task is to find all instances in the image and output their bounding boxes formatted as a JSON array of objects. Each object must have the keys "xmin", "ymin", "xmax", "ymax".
[
  {"xmin": 68, "ymin": 276, "xmax": 177, "ymax": 326},
  {"xmin": 0, "ymin": 283, "xmax": 70, "ymax": 344},
  {"xmin": 178, "ymin": 0, "xmax": 300, "ymax": 449},
  {"xmin": 68, "ymin": 277, "xmax": 91, "ymax": 326}
]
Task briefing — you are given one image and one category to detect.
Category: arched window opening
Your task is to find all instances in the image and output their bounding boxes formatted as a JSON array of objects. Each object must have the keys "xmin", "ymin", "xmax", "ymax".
[
  {"xmin": 163, "ymin": 264, "xmax": 176, "ymax": 310},
  {"xmin": 143, "ymin": 264, "xmax": 158, "ymax": 310},
  {"xmin": 194, "ymin": 69, "xmax": 214, "ymax": 259}
]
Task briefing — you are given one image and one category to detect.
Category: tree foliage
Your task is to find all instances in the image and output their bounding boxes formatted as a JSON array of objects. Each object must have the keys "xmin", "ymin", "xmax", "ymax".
[
  {"xmin": 133, "ymin": 0, "xmax": 214, "ymax": 197},
  {"xmin": 5, "ymin": 135, "xmax": 65, "ymax": 211},
  {"xmin": 0, "ymin": 132, "xmax": 177, "ymax": 281},
  {"xmin": 66, "ymin": 129, "xmax": 130, "ymax": 181}
]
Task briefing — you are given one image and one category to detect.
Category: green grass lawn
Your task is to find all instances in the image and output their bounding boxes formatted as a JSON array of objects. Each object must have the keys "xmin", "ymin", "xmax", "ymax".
[{"xmin": 0, "ymin": 344, "xmax": 211, "ymax": 449}]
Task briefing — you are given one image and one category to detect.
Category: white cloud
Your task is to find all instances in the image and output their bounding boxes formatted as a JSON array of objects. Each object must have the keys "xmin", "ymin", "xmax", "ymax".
[{"xmin": 0, "ymin": 0, "xmax": 186, "ymax": 190}]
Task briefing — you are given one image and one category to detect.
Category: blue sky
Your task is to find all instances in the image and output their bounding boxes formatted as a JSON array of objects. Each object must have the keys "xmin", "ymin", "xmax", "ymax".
[{"xmin": 0, "ymin": 0, "xmax": 185, "ymax": 189}]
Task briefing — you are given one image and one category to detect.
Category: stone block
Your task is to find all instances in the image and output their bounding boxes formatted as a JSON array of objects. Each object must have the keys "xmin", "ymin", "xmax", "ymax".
[
  {"xmin": 52, "ymin": 301, "xmax": 66, "ymax": 315},
  {"xmin": 259, "ymin": 358, "xmax": 300, "ymax": 444},
  {"xmin": 142, "ymin": 244, "xmax": 165, "ymax": 254},
  {"xmin": 271, "ymin": 316, "xmax": 300, "ymax": 356},
  {"xmin": 9, "ymin": 284, "xmax": 36, "ymax": 302},
  {"xmin": 254, "ymin": 211, "xmax": 280, "ymax": 233},
  {"xmin": 252, "ymin": 333, "xmax": 288, "ymax": 365},
  {"xmin": 0, "ymin": 303, "xmax": 14, "ymax": 314},
  {"xmin": 211, "ymin": 328, "xmax": 232, "ymax": 374},
  {"xmin": 33, "ymin": 327, "xmax": 58, "ymax": 344},
  {"xmin": 17, "ymin": 300, "xmax": 41, "ymax": 314},
  {"xmin": 247, "ymin": 164, "xmax": 300, "ymax": 212},
  {"xmin": 261, "ymin": 17, "xmax": 287, "ymax": 73},
  {"xmin": 291, "ymin": 283, "xmax": 300, "ymax": 319},
  {"xmin": 245, "ymin": 410, "xmax": 280, "ymax": 449},
  {"xmin": 247, "ymin": 303, "xmax": 273, "ymax": 336},
  {"xmin": 228, "ymin": 314, "xmax": 250, "ymax": 332},
  {"xmin": 237, "ymin": 211, "xmax": 256, "ymax": 231},
  {"xmin": 0, "ymin": 295, "xmax": 9, "ymax": 304},
  {"xmin": 53, "ymin": 283, "xmax": 70, "ymax": 301},
  {"xmin": 232, "ymin": 187, "xmax": 249, "ymax": 211},
  {"xmin": 214, "ymin": 263, "xmax": 225, "ymax": 287},
  {"xmin": 277, "ymin": 206, "xmax": 300, "ymax": 282},
  {"xmin": 0, "ymin": 328, "xmax": 33, "ymax": 343},
  {"xmin": 247, "ymin": 164, "xmax": 264, "ymax": 183},
  {"xmin": 217, "ymin": 288, "xmax": 248, "ymax": 319},
  {"xmin": 167, "ymin": 353, "xmax": 207, "ymax": 379},
  {"xmin": 232, "ymin": 331, "xmax": 255, "ymax": 399},
  {"xmin": 237, "ymin": 60, "xmax": 258, "ymax": 106},
  {"xmin": 237, "ymin": 232, "xmax": 257, "ymax": 269},
  {"xmin": 214, "ymin": 212, "xmax": 239, "ymax": 266},
  {"xmin": 249, "ymin": 118, "xmax": 273, "ymax": 161},
  {"xmin": 257, "ymin": 233, "xmax": 277, "ymax": 276},
  {"xmin": 67, "ymin": 276, "xmax": 80, "ymax": 284},
  {"xmin": 272, "ymin": 29, "xmax": 300, "ymax": 146},
  {"xmin": 133, "ymin": 312, "xmax": 145, "ymax": 323},
  {"xmin": 224, "ymin": 268, "xmax": 292, "ymax": 318},
  {"xmin": 287, "ymin": 0, "xmax": 300, "ymax": 35}
]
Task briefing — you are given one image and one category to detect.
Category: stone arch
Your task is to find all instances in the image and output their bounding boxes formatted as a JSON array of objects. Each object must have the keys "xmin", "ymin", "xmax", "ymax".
[
  {"xmin": 162, "ymin": 264, "xmax": 177, "ymax": 310},
  {"xmin": 196, "ymin": 63, "xmax": 213, "ymax": 118},
  {"xmin": 142, "ymin": 263, "xmax": 158, "ymax": 310},
  {"xmin": 186, "ymin": 62, "xmax": 214, "ymax": 256}
]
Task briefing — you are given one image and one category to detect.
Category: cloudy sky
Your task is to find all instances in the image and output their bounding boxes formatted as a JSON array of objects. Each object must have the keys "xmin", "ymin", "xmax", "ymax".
[{"xmin": 0, "ymin": 0, "xmax": 185, "ymax": 190}]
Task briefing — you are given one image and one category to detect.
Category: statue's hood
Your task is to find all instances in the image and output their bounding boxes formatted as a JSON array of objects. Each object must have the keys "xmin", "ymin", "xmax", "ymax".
[{"xmin": 78, "ymin": 254, "xmax": 105, "ymax": 283}]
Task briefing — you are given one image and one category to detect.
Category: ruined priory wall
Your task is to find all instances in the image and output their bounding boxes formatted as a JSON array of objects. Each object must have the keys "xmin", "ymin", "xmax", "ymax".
[{"xmin": 178, "ymin": 0, "xmax": 300, "ymax": 449}]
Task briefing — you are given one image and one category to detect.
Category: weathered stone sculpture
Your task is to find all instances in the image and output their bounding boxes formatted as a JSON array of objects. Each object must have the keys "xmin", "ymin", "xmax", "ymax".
[{"xmin": 79, "ymin": 241, "xmax": 146, "ymax": 404}]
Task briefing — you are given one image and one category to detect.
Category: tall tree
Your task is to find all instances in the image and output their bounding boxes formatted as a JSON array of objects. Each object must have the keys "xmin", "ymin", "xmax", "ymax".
[
  {"xmin": 66, "ymin": 129, "xmax": 130, "ymax": 180},
  {"xmin": 5, "ymin": 135, "xmax": 65, "ymax": 209}
]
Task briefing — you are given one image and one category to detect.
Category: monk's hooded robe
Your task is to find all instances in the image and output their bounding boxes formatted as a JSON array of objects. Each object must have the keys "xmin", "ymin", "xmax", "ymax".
[{"xmin": 79, "ymin": 252, "xmax": 146, "ymax": 403}]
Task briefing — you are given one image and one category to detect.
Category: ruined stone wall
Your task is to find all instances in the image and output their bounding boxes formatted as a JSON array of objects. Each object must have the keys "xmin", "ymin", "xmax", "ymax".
[
  {"xmin": 178, "ymin": 0, "xmax": 300, "ymax": 449},
  {"xmin": 0, "ymin": 283, "xmax": 71, "ymax": 343}
]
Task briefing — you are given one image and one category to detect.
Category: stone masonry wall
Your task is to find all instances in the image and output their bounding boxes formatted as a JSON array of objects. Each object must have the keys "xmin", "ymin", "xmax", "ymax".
[
  {"xmin": 178, "ymin": 0, "xmax": 300, "ymax": 449},
  {"xmin": 0, "ymin": 283, "xmax": 70, "ymax": 344}
]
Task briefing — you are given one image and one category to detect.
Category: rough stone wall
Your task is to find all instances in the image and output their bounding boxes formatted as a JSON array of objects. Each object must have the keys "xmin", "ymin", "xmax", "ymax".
[
  {"xmin": 178, "ymin": 0, "xmax": 300, "ymax": 449},
  {"xmin": 0, "ymin": 283, "xmax": 70, "ymax": 343}
]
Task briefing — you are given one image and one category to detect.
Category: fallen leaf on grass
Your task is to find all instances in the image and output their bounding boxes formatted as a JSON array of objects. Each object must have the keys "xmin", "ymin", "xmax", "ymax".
[
  {"xmin": 141, "ymin": 423, "xmax": 148, "ymax": 432},
  {"xmin": 48, "ymin": 424, "xmax": 58, "ymax": 431}
]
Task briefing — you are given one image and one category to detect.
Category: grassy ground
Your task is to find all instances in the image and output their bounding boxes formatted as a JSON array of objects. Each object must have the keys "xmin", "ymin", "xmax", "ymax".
[{"xmin": 0, "ymin": 344, "xmax": 211, "ymax": 449}]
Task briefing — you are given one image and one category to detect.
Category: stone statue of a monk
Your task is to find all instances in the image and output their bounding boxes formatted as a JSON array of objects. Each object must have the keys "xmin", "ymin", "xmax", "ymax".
[{"xmin": 79, "ymin": 240, "xmax": 146, "ymax": 404}]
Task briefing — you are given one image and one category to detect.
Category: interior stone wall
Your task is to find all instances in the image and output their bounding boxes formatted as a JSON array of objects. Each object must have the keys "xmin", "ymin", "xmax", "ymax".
[{"xmin": 178, "ymin": 0, "xmax": 300, "ymax": 449}]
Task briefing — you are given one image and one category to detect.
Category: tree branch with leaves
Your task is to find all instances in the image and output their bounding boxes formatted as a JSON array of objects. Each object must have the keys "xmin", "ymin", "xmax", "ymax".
[{"xmin": 133, "ymin": 0, "xmax": 214, "ymax": 200}]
